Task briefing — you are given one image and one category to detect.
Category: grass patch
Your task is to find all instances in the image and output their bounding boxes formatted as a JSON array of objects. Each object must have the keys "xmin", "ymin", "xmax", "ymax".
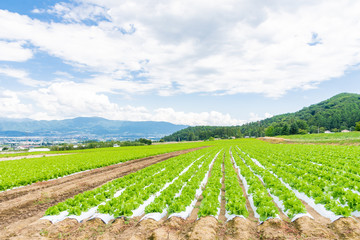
[{"xmin": 276, "ymin": 132, "xmax": 360, "ymax": 144}]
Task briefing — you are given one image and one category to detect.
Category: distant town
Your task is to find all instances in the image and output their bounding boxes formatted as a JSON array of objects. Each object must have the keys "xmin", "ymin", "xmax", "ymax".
[{"xmin": 0, "ymin": 135, "xmax": 158, "ymax": 152}]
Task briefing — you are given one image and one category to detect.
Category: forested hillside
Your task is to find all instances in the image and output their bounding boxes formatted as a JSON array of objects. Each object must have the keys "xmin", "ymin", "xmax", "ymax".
[{"xmin": 162, "ymin": 93, "xmax": 360, "ymax": 141}]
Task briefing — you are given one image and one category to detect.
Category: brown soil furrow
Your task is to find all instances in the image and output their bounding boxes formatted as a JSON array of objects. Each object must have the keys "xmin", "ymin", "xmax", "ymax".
[
  {"xmin": 293, "ymin": 200, "xmax": 338, "ymax": 239},
  {"xmin": 257, "ymin": 218, "xmax": 300, "ymax": 240},
  {"xmin": 189, "ymin": 216, "xmax": 219, "ymax": 240},
  {"xmin": 0, "ymin": 147, "xmax": 206, "ymax": 230},
  {"xmin": 0, "ymin": 150, "xmax": 201, "ymax": 203},
  {"xmin": 300, "ymin": 200, "xmax": 331, "ymax": 224},
  {"xmin": 226, "ymin": 217, "xmax": 258, "ymax": 240},
  {"xmin": 330, "ymin": 217, "xmax": 360, "ymax": 240}
]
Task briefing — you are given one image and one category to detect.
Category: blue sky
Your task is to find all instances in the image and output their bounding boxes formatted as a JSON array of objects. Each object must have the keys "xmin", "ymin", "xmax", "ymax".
[{"xmin": 0, "ymin": 0, "xmax": 359, "ymax": 126}]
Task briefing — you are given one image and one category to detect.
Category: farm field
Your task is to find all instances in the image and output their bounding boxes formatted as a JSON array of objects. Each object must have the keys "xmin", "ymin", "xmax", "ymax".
[
  {"xmin": 274, "ymin": 131, "xmax": 360, "ymax": 145},
  {"xmin": 0, "ymin": 142, "xmax": 207, "ymax": 191},
  {"xmin": 1, "ymin": 140, "xmax": 360, "ymax": 239}
]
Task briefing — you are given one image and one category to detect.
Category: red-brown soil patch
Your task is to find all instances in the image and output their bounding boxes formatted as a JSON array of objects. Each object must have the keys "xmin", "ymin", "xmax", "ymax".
[
  {"xmin": 225, "ymin": 217, "xmax": 257, "ymax": 240},
  {"xmin": 293, "ymin": 216, "xmax": 336, "ymax": 239},
  {"xmin": 189, "ymin": 216, "xmax": 219, "ymax": 240},
  {"xmin": 330, "ymin": 217, "xmax": 360, "ymax": 239},
  {"xmin": 258, "ymin": 137, "xmax": 288, "ymax": 144},
  {"xmin": 257, "ymin": 218, "xmax": 301, "ymax": 240}
]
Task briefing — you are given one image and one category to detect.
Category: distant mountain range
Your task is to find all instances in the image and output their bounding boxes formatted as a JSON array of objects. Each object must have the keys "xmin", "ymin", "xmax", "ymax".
[{"xmin": 0, "ymin": 117, "xmax": 188, "ymax": 139}]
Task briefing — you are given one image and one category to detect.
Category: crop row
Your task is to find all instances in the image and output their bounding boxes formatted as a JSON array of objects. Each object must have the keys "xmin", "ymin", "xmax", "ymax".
[
  {"xmin": 223, "ymin": 151, "xmax": 248, "ymax": 218},
  {"xmin": 43, "ymin": 140, "xmax": 360, "ymax": 224},
  {"xmin": 43, "ymin": 147, "xmax": 220, "ymax": 223},
  {"xmin": 0, "ymin": 143, "xmax": 204, "ymax": 191},
  {"xmin": 237, "ymin": 140, "xmax": 360, "ymax": 219},
  {"xmin": 231, "ymin": 147, "xmax": 279, "ymax": 221},
  {"xmin": 234, "ymin": 147, "xmax": 307, "ymax": 220}
]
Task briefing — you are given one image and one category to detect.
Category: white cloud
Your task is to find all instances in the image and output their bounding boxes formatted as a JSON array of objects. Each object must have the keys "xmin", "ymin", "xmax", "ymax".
[
  {"xmin": 31, "ymin": 8, "xmax": 44, "ymax": 14},
  {"xmin": 18, "ymin": 80, "xmax": 244, "ymax": 125},
  {"xmin": 152, "ymin": 108, "xmax": 246, "ymax": 126},
  {"xmin": 46, "ymin": 1, "xmax": 110, "ymax": 23},
  {"xmin": 249, "ymin": 112, "xmax": 274, "ymax": 122},
  {"xmin": 265, "ymin": 112, "xmax": 273, "ymax": 119},
  {"xmin": 0, "ymin": 90, "xmax": 33, "ymax": 118},
  {"xmin": 0, "ymin": 67, "xmax": 48, "ymax": 87},
  {"xmin": 0, "ymin": 1, "xmax": 360, "ymax": 124},
  {"xmin": 1, "ymin": 1, "xmax": 360, "ymax": 98},
  {"xmin": 54, "ymin": 71, "xmax": 74, "ymax": 79},
  {"xmin": 0, "ymin": 40, "xmax": 33, "ymax": 62}
]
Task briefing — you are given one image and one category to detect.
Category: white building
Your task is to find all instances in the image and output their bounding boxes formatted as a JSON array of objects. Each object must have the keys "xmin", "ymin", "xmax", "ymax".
[{"xmin": 29, "ymin": 148, "xmax": 50, "ymax": 152}]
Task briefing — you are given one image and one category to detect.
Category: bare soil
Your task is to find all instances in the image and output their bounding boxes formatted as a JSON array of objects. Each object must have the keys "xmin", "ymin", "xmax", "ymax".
[
  {"xmin": 5, "ymin": 214, "xmax": 360, "ymax": 240},
  {"xmin": 189, "ymin": 216, "xmax": 218, "ymax": 240},
  {"xmin": 258, "ymin": 137, "xmax": 288, "ymax": 144}
]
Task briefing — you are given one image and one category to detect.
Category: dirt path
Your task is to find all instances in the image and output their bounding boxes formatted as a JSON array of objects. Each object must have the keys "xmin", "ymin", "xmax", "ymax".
[
  {"xmin": 0, "ymin": 153, "xmax": 72, "ymax": 162},
  {"xmin": 0, "ymin": 147, "xmax": 206, "ymax": 234}
]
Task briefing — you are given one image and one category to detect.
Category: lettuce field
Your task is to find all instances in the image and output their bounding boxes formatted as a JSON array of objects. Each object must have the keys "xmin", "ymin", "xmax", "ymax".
[{"xmin": 1, "ymin": 139, "xmax": 360, "ymax": 239}]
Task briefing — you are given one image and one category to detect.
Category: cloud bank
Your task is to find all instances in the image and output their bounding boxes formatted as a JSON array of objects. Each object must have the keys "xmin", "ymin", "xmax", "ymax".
[{"xmin": 0, "ymin": 0, "xmax": 360, "ymax": 124}]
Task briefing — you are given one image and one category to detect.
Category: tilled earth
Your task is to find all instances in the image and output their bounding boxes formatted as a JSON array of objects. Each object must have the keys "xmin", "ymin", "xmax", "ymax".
[{"xmin": 1, "ymin": 147, "xmax": 360, "ymax": 239}]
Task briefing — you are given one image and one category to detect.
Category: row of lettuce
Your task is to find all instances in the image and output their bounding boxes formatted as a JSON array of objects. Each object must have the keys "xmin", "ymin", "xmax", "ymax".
[
  {"xmin": 44, "ymin": 147, "xmax": 221, "ymax": 221},
  {"xmin": 0, "ymin": 142, "xmax": 206, "ymax": 191},
  {"xmin": 43, "ymin": 140, "xmax": 360, "ymax": 223},
  {"xmin": 238, "ymin": 141, "xmax": 360, "ymax": 217},
  {"xmin": 42, "ymin": 144, "xmax": 302, "ymax": 222}
]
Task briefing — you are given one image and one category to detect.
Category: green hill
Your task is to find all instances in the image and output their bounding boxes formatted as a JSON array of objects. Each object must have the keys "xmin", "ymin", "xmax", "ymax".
[{"xmin": 162, "ymin": 93, "xmax": 360, "ymax": 141}]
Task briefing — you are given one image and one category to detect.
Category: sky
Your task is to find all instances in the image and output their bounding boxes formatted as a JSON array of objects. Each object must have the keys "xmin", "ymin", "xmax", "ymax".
[{"xmin": 0, "ymin": 0, "xmax": 360, "ymax": 126}]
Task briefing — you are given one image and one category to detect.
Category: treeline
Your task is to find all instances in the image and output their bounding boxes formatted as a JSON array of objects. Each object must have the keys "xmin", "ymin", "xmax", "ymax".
[
  {"xmin": 162, "ymin": 126, "xmax": 244, "ymax": 142},
  {"xmin": 262, "ymin": 93, "xmax": 360, "ymax": 136},
  {"xmin": 161, "ymin": 122, "xmax": 269, "ymax": 141},
  {"xmin": 50, "ymin": 138, "xmax": 152, "ymax": 151},
  {"xmin": 162, "ymin": 93, "xmax": 360, "ymax": 141}
]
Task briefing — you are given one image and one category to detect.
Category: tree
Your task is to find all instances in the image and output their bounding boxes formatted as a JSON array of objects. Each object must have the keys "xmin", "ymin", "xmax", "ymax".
[
  {"xmin": 188, "ymin": 132, "xmax": 195, "ymax": 141},
  {"xmin": 309, "ymin": 125, "xmax": 318, "ymax": 134},
  {"xmin": 139, "ymin": 138, "xmax": 152, "ymax": 145},
  {"xmin": 273, "ymin": 127, "xmax": 283, "ymax": 136},
  {"xmin": 289, "ymin": 122, "xmax": 299, "ymax": 135},
  {"xmin": 355, "ymin": 121, "xmax": 360, "ymax": 131},
  {"xmin": 296, "ymin": 120, "xmax": 309, "ymax": 131},
  {"xmin": 298, "ymin": 129, "xmax": 308, "ymax": 135},
  {"xmin": 265, "ymin": 126, "xmax": 275, "ymax": 136},
  {"xmin": 281, "ymin": 124, "xmax": 290, "ymax": 135}
]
